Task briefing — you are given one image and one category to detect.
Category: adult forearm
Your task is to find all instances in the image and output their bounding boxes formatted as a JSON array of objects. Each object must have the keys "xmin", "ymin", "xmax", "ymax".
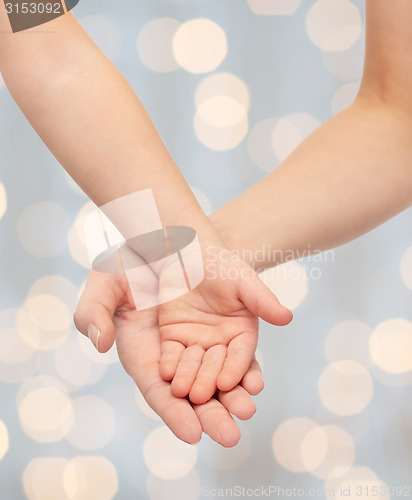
[{"xmin": 0, "ymin": 10, "xmax": 220, "ymax": 244}]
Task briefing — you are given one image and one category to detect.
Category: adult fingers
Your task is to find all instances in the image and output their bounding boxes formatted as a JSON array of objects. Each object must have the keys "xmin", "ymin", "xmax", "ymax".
[{"xmin": 74, "ymin": 271, "xmax": 124, "ymax": 353}]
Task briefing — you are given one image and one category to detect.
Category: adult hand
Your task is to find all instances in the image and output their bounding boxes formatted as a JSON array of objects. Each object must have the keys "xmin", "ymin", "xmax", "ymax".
[{"xmin": 74, "ymin": 269, "xmax": 265, "ymax": 447}]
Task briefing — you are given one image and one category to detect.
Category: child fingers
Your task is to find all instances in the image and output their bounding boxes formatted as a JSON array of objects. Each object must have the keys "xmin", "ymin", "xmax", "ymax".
[
  {"xmin": 216, "ymin": 384, "xmax": 257, "ymax": 421},
  {"xmin": 216, "ymin": 333, "xmax": 257, "ymax": 392},
  {"xmin": 241, "ymin": 356, "xmax": 264, "ymax": 396},
  {"xmin": 189, "ymin": 344, "xmax": 227, "ymax": 405},
  {"xmin": 171, "ymin": 345, "xmax": 205, "ymax": 398},
  {"xmin": 159, "ymin": 340, "xmax": 185, "ymax": 381}
]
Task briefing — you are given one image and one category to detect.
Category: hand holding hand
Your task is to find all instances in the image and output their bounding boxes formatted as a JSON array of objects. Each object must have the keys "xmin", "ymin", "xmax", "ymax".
[
  {"xmin": 158, "ymin": 246, "xmax": 293, "ymax": 405},
  {"xmin": 74, "ymin": 269, "xmax": 267, "ymax": 447}
]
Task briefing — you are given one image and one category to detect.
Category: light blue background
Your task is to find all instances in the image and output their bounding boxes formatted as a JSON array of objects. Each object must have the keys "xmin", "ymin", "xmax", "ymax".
[{"xmin": 0, "ymin": 1, "xmax": 411, "ymax": 499}]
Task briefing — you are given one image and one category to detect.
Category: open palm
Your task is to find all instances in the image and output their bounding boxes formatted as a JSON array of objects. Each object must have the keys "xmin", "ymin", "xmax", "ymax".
[
  {"xmin": 74, "ymin": 268, "xmax": 265, "ymax": 447},
  {"xmin": 159, "ymin": 249, "xmax": 292, "ymax": 405}
]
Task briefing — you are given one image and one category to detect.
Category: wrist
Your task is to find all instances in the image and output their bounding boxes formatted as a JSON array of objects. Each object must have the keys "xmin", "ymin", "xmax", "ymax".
[{"xmin": 209, "ymin": 210, "xmax": 241, "ymax": 255}]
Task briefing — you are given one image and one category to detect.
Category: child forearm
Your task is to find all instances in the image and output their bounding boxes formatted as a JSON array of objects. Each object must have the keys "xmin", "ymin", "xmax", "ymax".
[
  {"xmin": 212, "ymin": 99, "xmax": 412, "ymax": 270},
  {"xmin": 212, "ymin": 0, "xmax": 412, "ymax": 271}
]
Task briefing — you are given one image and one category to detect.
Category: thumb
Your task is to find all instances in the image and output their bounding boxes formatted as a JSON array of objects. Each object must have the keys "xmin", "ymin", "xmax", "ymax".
[
  {"xmin": 73, "ymin": 272, "xmax": 120, "ymax": 353},
  {"xmin": 238, "ymin": 269, "xmax": 293, "ymax": 326},
  {"xmin": 74, "ymin": 303, "xmax": 116, "ymax": 353}
]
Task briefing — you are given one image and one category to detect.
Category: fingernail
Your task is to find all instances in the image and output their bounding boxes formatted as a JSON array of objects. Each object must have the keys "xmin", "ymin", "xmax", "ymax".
[{"xmin": 87, "ymin": 324, "xmax": 101, "ymax": 352}]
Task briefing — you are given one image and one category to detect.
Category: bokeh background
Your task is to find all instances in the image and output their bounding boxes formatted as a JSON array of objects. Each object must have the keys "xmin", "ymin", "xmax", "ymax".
[{"xmin": 1, "ymin": 0, "xmax": 412, "ymax": 498}]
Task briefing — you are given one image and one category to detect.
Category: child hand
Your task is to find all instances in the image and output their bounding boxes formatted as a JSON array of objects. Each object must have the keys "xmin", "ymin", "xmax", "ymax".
[
  {"xmin": 74, "ymin": 269, "xmax": 265, "ymax": 447},
  {"xmin": 158, "ymin": 246, "xmax": 292, "ymax": 405}
]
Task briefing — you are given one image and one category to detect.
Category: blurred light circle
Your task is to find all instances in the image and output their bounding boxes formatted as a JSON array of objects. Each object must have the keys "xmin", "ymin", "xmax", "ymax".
[
  {"xmin": 18, "ymin": 304, "xmax": 71, "ymax": 351},
  {"xmin": 18, "ymin": 275, "xmax": 77, "ymax": 352},
  {"xmin": 306, "ymin": 0, "xmax": 362, "ymax": 52},
  {"xmin": 143, "ymin": 426, "xmax": 197, "ymax": 479},
  {"xmin": 0, "ymin": 361, "xmax": 37, "ymax": 384},
  {"xmin": 68, "ymin": 225, "xmax": 90, "ymax": 268},
  {"xmin": 324, "ymin": 320, "xmax": 372, "ymax": 367},
  {"xmin": 0, "ymin": 182, "xmax": 7, "ymax": 219},
  {"xmin": 0, "ymin": 309, "xmax": 35, "ymax": 364},
  {"xmin": 317, "ymin": 404, "xmax": 370, "ymax": 448},
  {"xmin": 194, "ymin": 113, "xmax": 248, "ymax": 151},
  {"xmin": 17, "ymin": 202, "xmax": 70, "ymax": 258},
  {"xmin": 0, "ymin": 421, "xmax": 9, "ymax": 461},
  {"xmin": 18, "ymin": 385, "xmax": 74, "ymax": 442},
  {"xmin": 0, "ymin": 326, "xmax": 35, "ymax": 363},
  {"xmin": 0, "ymin": 311, "xmax": 37, "ymax": 383},
  {"xmin": 26, "ymin": 294, "xmax": 71, "ymax": 332},
  {"xmin": 17, "ymin": 375, "xmax": 68, "ymax": 403},
  {"xmin": 0, "ymin": 308, "xmax": 18, "ymax": 330},
  {"xmin": 248, "ymin": 0, "xmax": 301, "ymax": 15},
  {"xmin": 173, "ymin": 18, "xmax": 227, "ymax": 74},
  {"xmin": 28, "ymin": 274, "xmax": 78, "ymax": 311},
  {"xmin": 259, "ymin": 261, "xmax": 308, "ymax": 310},
  {"xmin": 307, "ymin": 425, "xmax": 355, "ymax": 479},
  {"xmin": 322, "ymin": 36, "xmax": 364, "ymax": 80},
  {"xmin": 370, "ymin": 318, "xmax": 412, "ymax": 374},
  {"xmin": 272, "ymin": 117, "xmax": 301, "ymax": 161},
  {"xmin": 78, "ymin": 15, "xmax": 122, "ymax": 61},
  {"xmin": 54, "ymin": 336, "xmax": 107, "ymax": 387},
  {"xmin": 194, "ymin": 73, "xmax": 250, "ymax": 151},
  {"xmin": 400, "ymin": 245, "xmax": 412, "ymax": 291},
  {"xmin": 331, "ymin": 81, "xmax": 360, "ymax": 115},
  {"xmin": 190, "ymin": 186, "xmax": 213, "ymax": 215},
  {"xmin": 147, "ymin": 469, "xmax": 201, "ymax": 500},
  {"xmin": 272, "ymin": 417, "xmax": 319, "ymax": 473},
  {"xmin": 63, "ymin": 456, "xmax": 118, "ymax": 500},
  {"xmin": 272, "ymin": 113, "xmax": 321, "ymax": 162},
  {"xmin": 23, "ymin": 457, "xmax": 68, "ymax": 500},
  {"xmin": 199, "ymin": 425, "xmax": 251, "ymax": 470},
  {"xmin": 137, "ymin": 18, "xmax": 180, "ymax": 72},
  {"xmin": 195, "ymin": 72, "xmax": 250, "ymax": 111},
  {"xmin": 248, "ymin": 118, "xmax": 280, "ymax": 172},
  {"xmin": 66, "ymin": 396, "xmax": 116, "ymax": 451},
  {"xmin": 318, "ymin": 360, "xmax": 374, "ymax": 416},
  {"xmin": 300, "ymin": 425, "xmax": 328, "ymax": 472},
  {"xmin": 197, "ymin": 96, "xmax": 247, "ymax": 128},
  {"xmin": 135, "ymin": 387, "xmax": 161, "ymax": 421},
  {"xmin": 68, "ymin": 201, "xmax": 96, "ymax": 269},
  {"xmin": 17, "ymin": 275, "xmax": 77, "ymax": 351}
]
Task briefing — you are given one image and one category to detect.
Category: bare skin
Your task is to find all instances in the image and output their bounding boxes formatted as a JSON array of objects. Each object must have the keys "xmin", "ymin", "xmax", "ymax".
[
  {"xmin": 158, "ymin": 252, "xmax": 291, "ymax": 404},
  {"xmin": 3, "ymin": 0, "xmax": 412, "ymax": 446},
  {"xmin": 75, "ymin": 0, "xmax": 412, "ymax": 446},
  {"xmin": 212, "ymin": 0, "xmax": 412, "ymax": 270},
  {"xmin": 74, "ymin": 269, "xmax": 265, "ymax": 447},
  {"xmin": 0, "ymin": 3, "xmax": 291, "ymax": 414}
]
